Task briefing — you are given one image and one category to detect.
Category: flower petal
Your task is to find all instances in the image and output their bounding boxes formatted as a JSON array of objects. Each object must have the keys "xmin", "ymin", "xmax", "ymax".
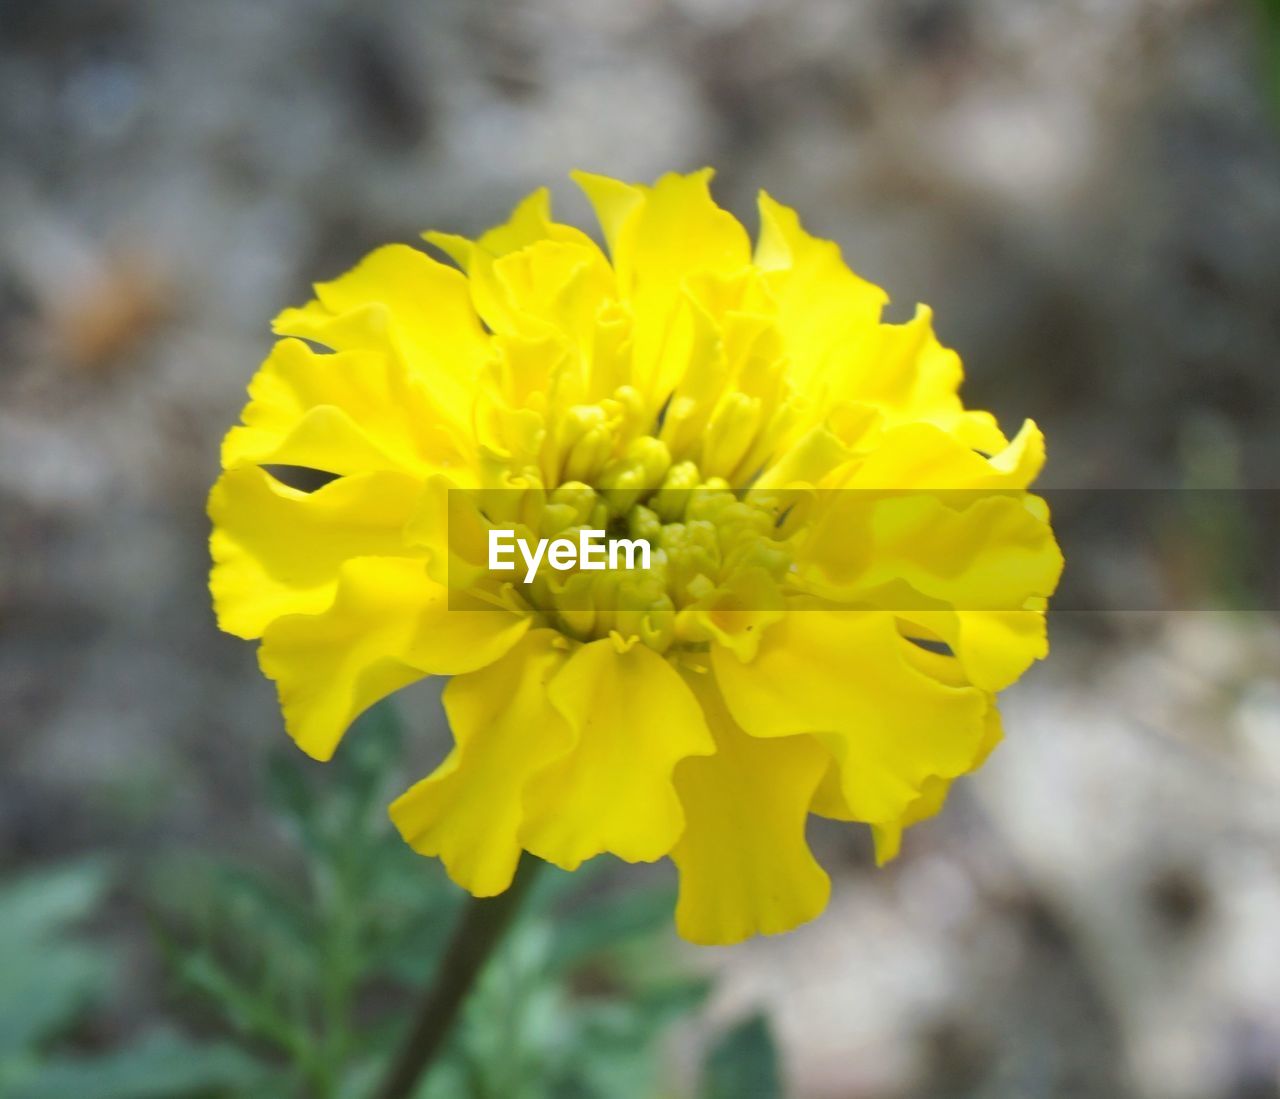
[
  {"xmin": 906, "ymin": 608, "xmax": 1051, "ymax": 692},
  {"xmin": 712, "ymin": 606, "xmax": 988, "ymax": 823},
  {"xmin": 576, "ymin": 170, "xmax": 751, "ymax": 404},
  {"xmin": 519, "ymin": 638, "xmax": 714, "ymax": 869},
  {"xmin": 390, "ymin": 630, "xmax": 573, "ymax": 896},
  {"xmin": 866, "ymin": 705, "xmax": 1002, "ymax": 863},
  {"xmin": 208, "ymin": 465, "xmax": 422, "ymax": 639},
  {"xmin": 272, "ymin": 245, "xmax": 488, "ymax": 434},
  {"xmin": 868, "ymin": 776, "xmax": 951, "ymax": 865},
  {"xmin": 755, "ymin": 191, "xmax": 887, "ymax": 394},
  {"xmin": 794, "ymin": 489, "xmax": 1062, "ymax": 604},
  {"xmin": 671, "ymin": 670, "xmax": 830, "ymax": 945},
  {"xmin": 258, "ymin": 557, "xmax": 529, "ymax": 761},
  {"xmin": 845, "ymin": 419, "xmax": 1046, "ymax": 491},
  {"xmin": 220, "ymin": 338, "xmax": 462, "ymax": 476},
  {"xmin": 425, "ymin": 189, "xmax": 614, "ymax": 345},
  {"xmin": 428, "ymin": 187, "xmax": 599, "ymax": 267},
  {"xmin": 570, "ymin": 172, "xmax": 644, "ymax": 260},
  {"xmin": 825, "ymin": 305, "xmax": 1007, "ymax": 453},
  {"xmin": 793, "ymin": 487, "xmax": 1061, "ymax": 692},
  {"xmin": 610, "ymin": 170, "xmax": 750, "ymax": 288}
]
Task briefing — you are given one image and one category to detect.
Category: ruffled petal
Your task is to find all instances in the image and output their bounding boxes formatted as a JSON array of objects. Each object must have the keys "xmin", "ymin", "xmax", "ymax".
[
  {"xmin": 519, "ymin": 638, "xmax": 714, "ymax": 869},
  {"xmin": 578, "ymin": 169, "xmax": 750, "ymax": 293},
  {"xmin": 576, "ymin": 169, "xmax": 751, "ymax": 404},
  {"xmin": 824, "ymin": 305, "xmax": 1006, "ymax": 453},
  {"xmin": 272, "ymin": 244, "xmax": 488, "ymax": 425},
  {"xmin": 258, "ymin": 557, "xmax": 529, "ymax": 761},
  {"xmin": 812, "ymin": 696, "xmax": 1003, "ymax": 863},
  {"xmin": 425, "ymin": 189, "xmax": 614, "ymax": 345},
  {"xmin": 755, "ymin": 191, "xmax": 887, "ymax": 394},
  {"xmin": 797, "ymin": 484, "xmax": 1059, "ymax": 601},
  {"xmin": 793, "ymin": 484, "xmax": 1062, "ymax": 691},
  {"xmin": 300, "ymin": 243, "xmax": 485, "ymax": 379},
  {"xmin": 390, "ymin": 630, "xmax": 573, "ymax": 896},
  {"xmin": 428, "ymin": 187, "xmax": 598, "ymax": 267},
  {"xmin": 868, "ymin": 776, "xmax": 951, "ymax": 865},
  {"xmin": 869, "ymin": 704, "xmax": 1003, "ymax": 863},
  {"xmin": 753, "ymin": 201, "xmax": 1001, "ymax": 453},
  {"xmin": 220, "ymin": 338, "xmax": 463, "ymax": 476},
  {"xmin": 208, "ymin": 465, "xmax": 422, "ymax": 639},
  {"xmin": 712, "ymin": 606, "xmax": 987, "ymax": 823},
  {"xmin": 671, "ymin": 670, "xmax": 830, "ymax": 945},
  {"xmin": 488, "ymin": 240, "xmax": 617, "ymax": 345},
  {"xmin": 845, "ymin": 419, "xmax": 1047, "ymax": 491},
  {"xmin": 905, "ymin": 608, "xmax": 1051, "ymax": 693},
  {"xmin": 569, "ymin": 173, "xmax": 644, "ymax": 259}
]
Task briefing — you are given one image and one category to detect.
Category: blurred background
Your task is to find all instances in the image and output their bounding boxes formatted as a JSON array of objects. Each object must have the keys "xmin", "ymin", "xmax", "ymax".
[{"xmin": 2, "ymin": 1, "xmax": 1280, "ymax": 1096}]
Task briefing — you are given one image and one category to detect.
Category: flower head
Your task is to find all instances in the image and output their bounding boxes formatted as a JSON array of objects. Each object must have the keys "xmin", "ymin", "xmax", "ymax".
[{"xmin": 209, "ymin": 170, "xmax": 1062, "ymax": 945}]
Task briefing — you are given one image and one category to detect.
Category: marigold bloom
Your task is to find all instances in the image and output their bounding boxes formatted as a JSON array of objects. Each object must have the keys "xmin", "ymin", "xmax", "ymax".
[{"xmin": 209, "ymin": 171, "xmax": 1062, "ymax": 945}]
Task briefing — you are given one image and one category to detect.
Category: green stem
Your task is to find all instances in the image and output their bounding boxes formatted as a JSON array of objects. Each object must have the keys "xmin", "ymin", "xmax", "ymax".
[{"xmin": 373, "ymin": 856, "xmax": 541, "ymax": 1099}]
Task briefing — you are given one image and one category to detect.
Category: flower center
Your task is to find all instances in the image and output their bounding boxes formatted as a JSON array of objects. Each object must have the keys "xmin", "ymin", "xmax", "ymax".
[{"xmin": 514, "ymin": 435, "xmax": 791, "ymax": 656}]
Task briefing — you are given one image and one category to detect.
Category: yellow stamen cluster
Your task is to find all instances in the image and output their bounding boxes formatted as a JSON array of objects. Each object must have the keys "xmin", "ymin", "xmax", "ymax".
[{"xmin": 511, "ymin": 438, "xmax": 789, "ymax": 656}]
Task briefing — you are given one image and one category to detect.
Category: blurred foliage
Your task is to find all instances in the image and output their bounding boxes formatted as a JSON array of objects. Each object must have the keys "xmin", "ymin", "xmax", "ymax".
[
  {"xmin": 148, "ymin": 703, "xmax": 737, "ymax": 1099},
  {"xmin": 0, "ymin": 860, "xmax": 258, "ymax": 1099},
  {"xmin": 701, "ymin": 1013, "xmax": 782, "ymax": 1099},
  {"xmin": 1263, "ymin": 0, "xmax": 1280, "ymax": 112},
  {"xmin": 1173, "ymin": 418, "xmax": 1273, "ymax": 612},
  {"xmin": 0, "ymin": 704, "xmax": 785, "ymax": 1097}
]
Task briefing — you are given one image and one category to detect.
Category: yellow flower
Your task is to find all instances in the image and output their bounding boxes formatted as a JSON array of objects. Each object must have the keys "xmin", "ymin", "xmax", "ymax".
[{"xmin": 209, "ymin": 170, "xmax": 1062, "ymax": 946}]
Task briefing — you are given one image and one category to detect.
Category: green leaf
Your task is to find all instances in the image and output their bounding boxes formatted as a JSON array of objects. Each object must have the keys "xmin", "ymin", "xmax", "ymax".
[
  {"xmin": 210, "ymin": 865, "xmax": 314, "ymax": 955},
  {"xmin": 168, "ymin": 951, "xmax": 305, "ymax": 1056},
  {"xmin": 0, "ymin": 942, "xmax": 114, "ymax": 1057},
  {"xmin": 9, "ymin": 1028, "xmax": 263, "ymax": 1099},
  {"xmin": 265, "ymin": 748, "xmax": 317, "ymax": 838},
  {"xmin": 343, "ymin": 701, "xmax": 404, "ymax": 792},
  {"xmin": 1261, "ymin": 0, "xmax": 1280, "ymax": 113},
  {"xmin": 0, "ymin": 861, "xmax": 115, "ymax": 1056},
  {"xmin": 0, "ymin": 860, "xmax": 110, "ymax": 951},
  {"xmin": 550, "ymin": 977, "xmax": 710, "ymax": 1099},
  {"xmin": 701, "ymin": 1013, "xmax": 783, "ymax": 1099},
  {"xmin": 628, "ymin": 977, "xmax": 712, "ymax": 1030}
]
